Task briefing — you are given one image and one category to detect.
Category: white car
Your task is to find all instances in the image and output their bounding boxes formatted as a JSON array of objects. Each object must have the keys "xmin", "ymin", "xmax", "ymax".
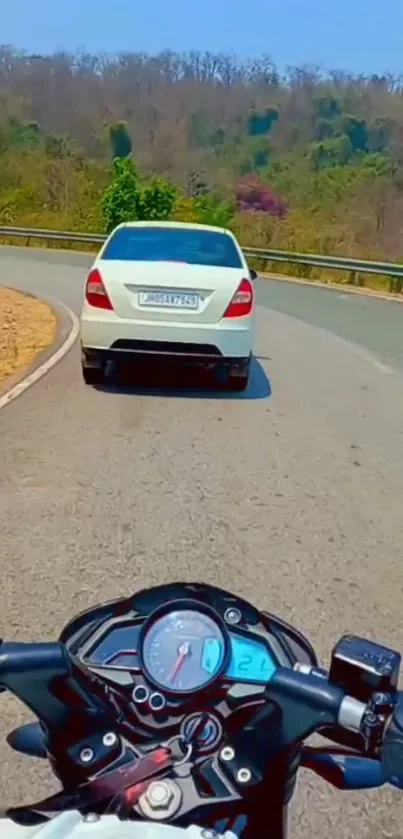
[{"xmin": 80, "ymin": 221, "xmax": 256, "ymax": 391}]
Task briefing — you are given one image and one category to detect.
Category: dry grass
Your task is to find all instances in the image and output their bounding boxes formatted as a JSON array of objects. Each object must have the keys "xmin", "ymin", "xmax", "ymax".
[{"xmin": 0, "ymin": 287, "xmax": 56, "ymax": 385}]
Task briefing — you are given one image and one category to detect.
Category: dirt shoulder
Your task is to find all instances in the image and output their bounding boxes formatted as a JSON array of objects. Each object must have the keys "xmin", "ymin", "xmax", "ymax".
[{"xmin": 0, "ymin": 287, "xmax": 57, "ymax": 386}]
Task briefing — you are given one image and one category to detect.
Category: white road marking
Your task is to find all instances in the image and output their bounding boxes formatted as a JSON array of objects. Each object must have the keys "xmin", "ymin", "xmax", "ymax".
[
  {"xmin": 352, "ymin": 346, "xmax": 394, "ymax": 375},
  {"xmin": 372, "ymin": 359, "xmax": 394, "ymax": 375},
  {"xmin": 0, "ymin": 300, "xmax": 79, "ymax": 412}
]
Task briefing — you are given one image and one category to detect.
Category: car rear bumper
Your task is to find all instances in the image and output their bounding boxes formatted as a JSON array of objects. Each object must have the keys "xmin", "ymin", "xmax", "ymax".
[
  {"xmin": 82, "ymin": 343, "xmax": 251, "ymax": 372},
  {"xmin": 80, "ymin": 316, "xmax": 253, "ymax": 361}
]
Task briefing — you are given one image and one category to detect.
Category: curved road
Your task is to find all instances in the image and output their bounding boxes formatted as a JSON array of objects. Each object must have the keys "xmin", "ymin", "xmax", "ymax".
[{"xmin": 1, "ymin": 246, "xmax": 403, "ymax": 838}]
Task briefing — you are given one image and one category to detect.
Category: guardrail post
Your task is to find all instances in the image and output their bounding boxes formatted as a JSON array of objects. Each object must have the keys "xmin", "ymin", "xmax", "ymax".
[
  {"xmin": 348, "ymin": 271, "xmax": 357, "ymax": 285},
  {"xmin": 389, "ymin": 276, "xmax": 403, "ymax": 294}
]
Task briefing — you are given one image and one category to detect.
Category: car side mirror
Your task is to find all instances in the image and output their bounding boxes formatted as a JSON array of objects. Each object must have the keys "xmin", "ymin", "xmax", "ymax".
[{"xmin": 249, "ymin": 268, "xmax": 258, "ymax": 281}]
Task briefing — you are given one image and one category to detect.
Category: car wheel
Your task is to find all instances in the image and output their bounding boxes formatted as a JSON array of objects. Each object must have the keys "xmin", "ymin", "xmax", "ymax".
[
  {"xmin": 82, "ymin": 365, "xmax": 104, "ymax": 386},
  {"xmin": 226, "ymin": 373, "xmax": 249, "ymax": 392},
  {"xmin": 223, "ymin": 358, "xmax": 251, "ymax": 392}
]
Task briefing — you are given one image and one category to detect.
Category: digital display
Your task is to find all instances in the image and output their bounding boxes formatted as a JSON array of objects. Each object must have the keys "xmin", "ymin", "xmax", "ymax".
[
  {"xmin": 201, "ymin": 638, "xmax": 224, "ymax": 675},
  {"xmin": 226, "ymin": 635, "xmax": 277, "ymax": 683}
]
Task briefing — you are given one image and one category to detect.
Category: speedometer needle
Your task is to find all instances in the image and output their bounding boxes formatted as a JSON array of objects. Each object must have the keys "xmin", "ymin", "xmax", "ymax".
[{"xmin": 169, "ymin": 641, "xmax": 190, "ymax": 684}]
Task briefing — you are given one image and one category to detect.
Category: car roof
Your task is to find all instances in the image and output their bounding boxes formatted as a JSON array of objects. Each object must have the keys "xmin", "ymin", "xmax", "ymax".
[{"xmin": 112, "ymin": 221, "xmax": 236, "ymax": 236}]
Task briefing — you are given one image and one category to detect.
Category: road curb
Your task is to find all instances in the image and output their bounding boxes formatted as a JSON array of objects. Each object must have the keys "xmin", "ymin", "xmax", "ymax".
[{"xmin": 0, "ymin": 291, "xmax": 79, "ymax": 412}]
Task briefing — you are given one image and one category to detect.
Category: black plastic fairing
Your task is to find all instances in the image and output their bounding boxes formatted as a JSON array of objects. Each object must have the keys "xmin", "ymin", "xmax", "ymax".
[{"xmin": 262, "ymin": 612, "xmax": 318, "ymax": 668}]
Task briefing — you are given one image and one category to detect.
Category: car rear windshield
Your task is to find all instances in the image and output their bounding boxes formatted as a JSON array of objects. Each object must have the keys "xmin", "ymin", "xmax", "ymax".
[{"xmin": 101, "ymin": 226, "xmax": 243, "ymax": 269}]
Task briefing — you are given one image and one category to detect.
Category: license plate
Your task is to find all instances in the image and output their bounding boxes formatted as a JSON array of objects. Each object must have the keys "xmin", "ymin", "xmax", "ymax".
[{"xmin": 138, "ymin": 291, "xmax": 199, "ymax": 310}]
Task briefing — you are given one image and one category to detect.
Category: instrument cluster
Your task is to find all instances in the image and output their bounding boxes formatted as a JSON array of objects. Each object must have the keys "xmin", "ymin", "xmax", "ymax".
[
  {"xmin": 60, "ymin": 583, "xmax": 317, "ymax": 744},
  {"xmin": 80, "ymin": 604, "xmax": 277, "ymax": 696}
]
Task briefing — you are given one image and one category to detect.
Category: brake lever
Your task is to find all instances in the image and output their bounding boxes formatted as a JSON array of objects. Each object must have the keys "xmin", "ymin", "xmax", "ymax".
[{"xmin": 301, "ymin": 745, "xmax": 383, "ymax": 790}]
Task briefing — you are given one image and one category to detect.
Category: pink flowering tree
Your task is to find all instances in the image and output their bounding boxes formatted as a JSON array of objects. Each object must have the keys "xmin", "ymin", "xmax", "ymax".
[{"xmin": 236, "ymin": 175, "xmax": 288, "ymax": 218}]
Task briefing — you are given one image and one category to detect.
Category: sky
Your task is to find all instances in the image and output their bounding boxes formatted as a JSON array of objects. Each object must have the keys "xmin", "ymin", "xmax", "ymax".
[{"xmin": 1, "ymin": 0, "xmax": 402, "ymax": 77}]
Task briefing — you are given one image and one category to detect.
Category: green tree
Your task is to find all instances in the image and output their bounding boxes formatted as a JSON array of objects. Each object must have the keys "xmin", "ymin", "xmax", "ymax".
[
  {"xmin": 310, "ymin": 135, "xmax": 352, "ymax": 169},
  {"xmin": 314, "ymin": 118, "xmax": 334, "ymax": 141},
  {"xmin": 341, "ymin": 115, "xmax": 368, "ymax": 152},
  {"xmin": 248, "ymin": 107, "xmax": 279, "ymax": 137},
  {"xmin": 100, "ymin": 158, "xmax": 177, "ymax": 231},
  {"xmin": 7, "ymin": 118, "xmax": 42, "ymax": 150},
  {"xmin": 45, "ymin": 133, "xmax": 74, "ymax": 159},
  {"xmin": 136, "ymin": 178, "xmax": 177, "ymax": 221},
  {"xmin": 194, "ymin": 194, "xmax": 235, "ymax": 227},
  {"xmin": 100, "ymin": 157, "xmax": 140, "ymax": 232},
  {"xmin": 108, "ymin": 122, "xmax": 133, "ymax": 159}
]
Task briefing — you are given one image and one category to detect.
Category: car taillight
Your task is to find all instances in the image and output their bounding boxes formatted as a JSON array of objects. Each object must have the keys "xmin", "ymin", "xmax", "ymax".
[
  {"xmin": 85, "ymin": 268, "xmax": 113, "ymax": 310},
  {"xmin": 223, "ymin": 277, "xmax": 254, "ymax": 318}
]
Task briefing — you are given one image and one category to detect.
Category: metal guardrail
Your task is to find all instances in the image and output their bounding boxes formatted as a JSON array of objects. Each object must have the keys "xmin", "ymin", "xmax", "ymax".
[
  {"xmin": 0, "ymin": 226, "xmax": 105, "ymax": 245},
  {"xmin": 0, "ymin": 225, "xmax": 402, "ymax": 291}
]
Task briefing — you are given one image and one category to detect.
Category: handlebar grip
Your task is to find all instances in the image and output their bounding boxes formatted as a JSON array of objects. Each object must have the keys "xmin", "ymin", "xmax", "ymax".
[
  {"xmin": 381, "ymin": 692, "xmax": 403, "ymax": 788},
  {"xmin": 0, "ymin": 641, "xmax": 111, "ymax": 729},
  {"xmin": 0, "ymin": 642, "xmax": 73, "ymax": 725}
]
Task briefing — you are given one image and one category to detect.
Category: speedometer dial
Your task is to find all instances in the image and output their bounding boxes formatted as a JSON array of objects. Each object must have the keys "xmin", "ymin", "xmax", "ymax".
[{"xmin": 141, "ymin": 609, "xmax": 227, "ymax": 693}]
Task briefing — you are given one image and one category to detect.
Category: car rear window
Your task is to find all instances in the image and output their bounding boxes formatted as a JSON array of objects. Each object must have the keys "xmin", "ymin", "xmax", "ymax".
[{"xmin": 101, "ymin": 226, "xmax": 243, "ymax": 269}]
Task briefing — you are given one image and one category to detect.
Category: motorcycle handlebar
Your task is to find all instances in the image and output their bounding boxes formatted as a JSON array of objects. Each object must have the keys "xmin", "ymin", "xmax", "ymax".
[
  {"xmin": 1, "ymin": 639, "xmax": 403, "ymax": 791},
  {"xmin": 0, "ymin": 641, "xmax": 114, "ymax": 728}
]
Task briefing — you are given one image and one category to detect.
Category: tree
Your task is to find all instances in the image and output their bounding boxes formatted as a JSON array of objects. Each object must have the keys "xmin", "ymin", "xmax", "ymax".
[
  {"xmin": 236, "ymin": 175, "xmax": 288, "ymax": 218},
  {"xmin": 310, "ymin": 136, "xmax": 353, "ymax": 169},
  {"xmin": 247, "ymin": 107, "xmax": 279, "ymax": 137},
  {"xmin": 99, "ymin": 157, "xmax": 177, "ymax": 232},
  {"xmin": 100, "ymin": 157, "xmax": 140, "ymax": 232},
  {"xmin": 342, "ymin": 115, "xmax": 368, "ymax": 152},
  {"xmin": 314, "ymin": 118, "xmax": 334, "ymax": 142},
  {"xmin": 108, "ymin": 122, "xmax": 133, "ymax": 160},
  {"xmin": 2, "ymin": 45, "xmax": 403, "ymax": 278},
  {"xmin": 194, "ymin": 194, "xmax": 235, "ymax": 227},
  {"xmin": 136, "ymin": 178, "xmax": 177, "ymax": 221}
]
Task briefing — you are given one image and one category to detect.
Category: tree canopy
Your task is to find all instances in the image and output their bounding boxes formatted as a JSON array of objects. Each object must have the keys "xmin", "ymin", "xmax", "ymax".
[{"xmin": 1, "ymin": 45, "xmax": 403, "ymax": 283}]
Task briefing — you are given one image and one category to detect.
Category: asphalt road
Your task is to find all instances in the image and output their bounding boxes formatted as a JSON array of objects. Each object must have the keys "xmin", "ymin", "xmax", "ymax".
[{"xmin": 1, "ymin": 246, "xmax": 403, "ymax": 839}]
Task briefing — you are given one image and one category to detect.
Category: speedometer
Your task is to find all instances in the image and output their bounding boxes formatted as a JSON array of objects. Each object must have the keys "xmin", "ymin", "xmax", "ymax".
[{"xmin": 141, "ymin": 609, "xmax": 227, "ymax": 693}]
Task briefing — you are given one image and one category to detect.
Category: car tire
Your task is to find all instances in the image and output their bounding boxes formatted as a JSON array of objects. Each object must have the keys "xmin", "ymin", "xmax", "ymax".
[
  {"xmin": 223, "ymin": 358, "xmax": 251, "ymax": 392},
  {"xmin": 82, "ymin": 365, "xmax": 104, "ymax": 386},
  {"xmin": 226, "ymin": 373, "xmax": 249, "ymax": 392}
]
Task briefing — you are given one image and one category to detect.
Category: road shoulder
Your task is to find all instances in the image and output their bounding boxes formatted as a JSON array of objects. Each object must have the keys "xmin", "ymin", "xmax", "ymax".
[{"xmin": 0, "ymin": 287, "xmax": 79, "ymax": 410}]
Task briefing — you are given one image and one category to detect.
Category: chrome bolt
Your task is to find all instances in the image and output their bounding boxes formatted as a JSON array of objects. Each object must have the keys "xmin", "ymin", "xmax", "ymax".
[
  {"xmin": 139, "ymin": 779, "xmax": 183, "ymax": 820},
  {"xmin": 220, "ymin": 746, "xmax": 235, "ymax": 762},
  {"xmin": 146, "ymin": 781, "xmax": 173, "ymax": 809},
  {"xmin": 224, "ymin": 608, "xmax": 241, "ymax": 625},
  {"xmin": 132, "ymin": 685, "xmax": 149, "ymax": 703},
  {"xmin": 237, "ymin": 767, "xmax": 252, "ymax": 784},
  {"xmin": 82, "ymin": 813, "xmax": 100, "ymax": 823},
  {"xmin": 80, "ymin": 747, "xmax": 94, "ymax": 764},
  {"xmin": 102, "ymin": 732, "xmax": 117, "ymax": 747},
  {"xmin": 293, "ymin": 662, "xmax": 312, "ymax": 675},
  {"xmin": 149, "ymin": 692, "xmax": 166, "ymax": 711}
]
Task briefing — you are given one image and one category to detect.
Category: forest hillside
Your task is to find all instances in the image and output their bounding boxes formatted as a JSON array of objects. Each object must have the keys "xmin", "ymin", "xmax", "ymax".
[{"xmin": 1, "ymin": 46, "xmax": 403, "ymax": 275}]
